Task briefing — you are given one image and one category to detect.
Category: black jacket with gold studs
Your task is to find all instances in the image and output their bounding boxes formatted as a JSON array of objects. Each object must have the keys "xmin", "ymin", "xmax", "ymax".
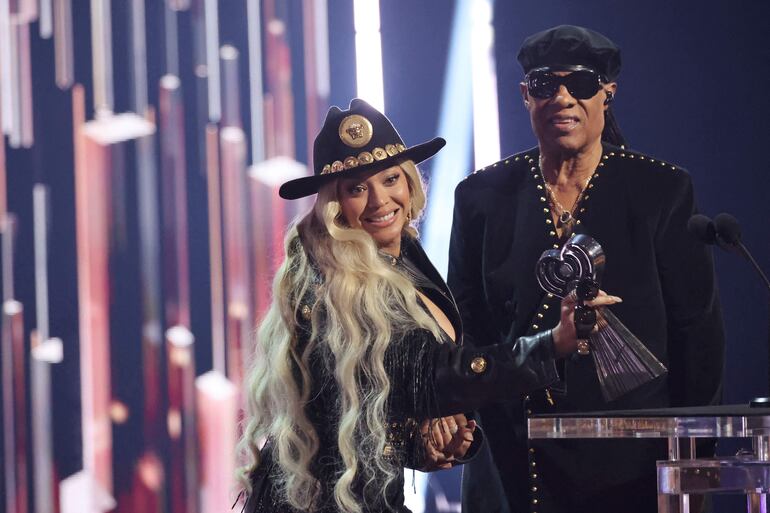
[
  {"xmin": 243, "ymin": 235, "xmax": 564, "ymax": 513},
  {"xmin": 449, "ymin": 143, "xmax": 725, "ymax": 513}
]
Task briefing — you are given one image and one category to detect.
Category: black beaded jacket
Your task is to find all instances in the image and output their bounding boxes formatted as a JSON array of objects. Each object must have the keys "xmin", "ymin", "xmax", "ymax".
[
  {"xmin": 243, "ymin": 235, "xmax": 562, "ymax": 513},
  {"xmin": 448, "ymin": 143, "xmax": 725, "ymax": 513}
]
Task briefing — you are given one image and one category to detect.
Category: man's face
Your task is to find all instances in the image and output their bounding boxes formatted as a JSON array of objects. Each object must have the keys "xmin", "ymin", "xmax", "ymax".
[{"xmin": 520, "ymin": 70, "xmax": 617, "ymax": 154}]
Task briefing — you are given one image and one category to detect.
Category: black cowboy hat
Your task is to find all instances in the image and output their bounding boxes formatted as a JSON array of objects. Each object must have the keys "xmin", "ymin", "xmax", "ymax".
[{"xmin": 279, "ymin": 98, "xmax": 445, "ymax": 200}]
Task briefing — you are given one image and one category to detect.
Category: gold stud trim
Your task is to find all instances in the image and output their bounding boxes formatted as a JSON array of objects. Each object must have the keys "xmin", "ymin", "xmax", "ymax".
[
  {"xmin": 319, "ymin": 143, "xmax": 407, "ymax": 174},
  {"xmin": 301, "ymin": 304, "xmax": 312, "ymax": 320}
]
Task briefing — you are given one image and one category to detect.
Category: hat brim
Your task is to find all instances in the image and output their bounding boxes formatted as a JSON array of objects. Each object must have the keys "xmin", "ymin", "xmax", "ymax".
[{"xmin": 279, "ymin": 137, "xmax": 446, "ymax": 200}]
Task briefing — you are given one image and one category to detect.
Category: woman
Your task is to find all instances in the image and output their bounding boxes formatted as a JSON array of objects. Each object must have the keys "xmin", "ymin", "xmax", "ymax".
[{"xmin": 237, "ymin": 98, "xmax": 618, "ymax": 513}]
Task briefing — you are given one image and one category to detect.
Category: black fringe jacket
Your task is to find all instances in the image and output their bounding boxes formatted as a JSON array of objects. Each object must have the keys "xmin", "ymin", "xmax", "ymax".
[{"xmin": 242, "ymin": 235, "xmax": 560, "ymax": 513}]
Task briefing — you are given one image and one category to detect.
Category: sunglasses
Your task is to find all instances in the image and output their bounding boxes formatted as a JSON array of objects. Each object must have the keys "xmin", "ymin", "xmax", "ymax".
[{"xmin": 525, "ymin": 68, "xmax": 604, "ymax": 100}]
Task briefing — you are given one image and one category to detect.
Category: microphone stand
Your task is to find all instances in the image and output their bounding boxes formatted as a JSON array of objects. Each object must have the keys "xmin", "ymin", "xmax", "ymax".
[{"xmin": 733, "ymin": 241, "xmax": 770, "ymax": 406}]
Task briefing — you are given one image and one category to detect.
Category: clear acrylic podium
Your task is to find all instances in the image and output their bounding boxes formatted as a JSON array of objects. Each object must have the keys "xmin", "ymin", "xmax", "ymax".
[{"xmin": 528, "ymin": 405, "xmax": 770, "ymax": 513}]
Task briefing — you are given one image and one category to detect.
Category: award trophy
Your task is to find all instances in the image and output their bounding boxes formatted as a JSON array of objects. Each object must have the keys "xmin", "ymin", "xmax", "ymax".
[{"xmin": 536, "ymin": 234, "xmax": 667, "ymax": 402}]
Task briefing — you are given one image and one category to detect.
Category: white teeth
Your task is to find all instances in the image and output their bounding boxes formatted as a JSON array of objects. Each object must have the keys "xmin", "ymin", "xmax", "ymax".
[{"xmin": 369, "ymin": 211, "xmax": 396, "ymax": 222}]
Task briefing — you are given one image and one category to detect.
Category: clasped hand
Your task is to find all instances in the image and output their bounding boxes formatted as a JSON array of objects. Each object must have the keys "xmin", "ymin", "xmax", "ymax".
[{"xmin": 419, "ymin": 413, "xmax": 476, "ymax": 471}]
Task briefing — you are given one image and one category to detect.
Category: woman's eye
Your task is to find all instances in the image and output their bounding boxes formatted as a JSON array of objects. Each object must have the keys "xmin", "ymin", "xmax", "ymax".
[
  {"xmin": 385, "ymin": 174, "xmax": 399, "ymax": 184},
  {"xmin": 349, "ymin": 185, "xmax": 365, "ymax": 194}
]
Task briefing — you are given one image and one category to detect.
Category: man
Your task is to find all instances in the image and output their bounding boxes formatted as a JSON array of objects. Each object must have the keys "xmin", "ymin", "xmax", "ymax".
[{"xmin": 448, "ymin": 25, "xmax": 724, "ymax": 512}]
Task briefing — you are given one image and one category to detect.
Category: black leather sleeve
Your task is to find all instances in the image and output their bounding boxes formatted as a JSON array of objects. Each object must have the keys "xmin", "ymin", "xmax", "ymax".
[
  {"xmin": 433, "ymin": 330, "xmax": 559, "ymax": 415},
  {"xmin": 387, "ymin": 329, "xmax": 559, "ymax": 421}
]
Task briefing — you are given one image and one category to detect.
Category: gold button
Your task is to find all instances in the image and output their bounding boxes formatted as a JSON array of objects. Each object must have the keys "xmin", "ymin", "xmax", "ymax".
[
  {"xmin": 301, "ymin": 304, "xmax": 312, "ymax": 320},
  {"xmin": 470, "ymin": 356, "xmax": 488, "ymax": 374}
]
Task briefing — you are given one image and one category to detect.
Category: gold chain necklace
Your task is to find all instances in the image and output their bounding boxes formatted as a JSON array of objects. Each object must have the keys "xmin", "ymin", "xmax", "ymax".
[{"xmin": 539, "ymin": 156, "xmax": 592, "ymax": 234}]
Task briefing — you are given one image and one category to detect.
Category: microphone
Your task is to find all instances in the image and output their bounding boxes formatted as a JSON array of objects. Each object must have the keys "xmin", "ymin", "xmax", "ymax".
[
  {"xmin": 688, "ymin": 213, "xmax": 770, "ymax": 291},
  {"xmin": 690, "ymin": 212, "xmax": 770, "ymax": 405},
  {"xmin": 687, "ymin": 214, "xmax": 717, "ymax": 245},
  {"xmin": 714, "ymin": 213, "xmax": 742, "ymax": 247}
]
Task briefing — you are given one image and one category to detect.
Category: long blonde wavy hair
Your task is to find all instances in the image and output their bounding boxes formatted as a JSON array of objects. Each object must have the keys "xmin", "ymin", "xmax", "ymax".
[{"xmin": 238, "ymin": 161, "xmax": 442, "ymax": 512}]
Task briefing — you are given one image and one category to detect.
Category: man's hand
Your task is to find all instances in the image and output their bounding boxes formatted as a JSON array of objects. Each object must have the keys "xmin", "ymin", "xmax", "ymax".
[{"xmin": 419, "ymin": 414, "xmax": 477, "ymax": 471}]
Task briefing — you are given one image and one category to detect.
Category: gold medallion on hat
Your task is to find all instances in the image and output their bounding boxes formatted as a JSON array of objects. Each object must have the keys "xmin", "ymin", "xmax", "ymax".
[
  {"xmin": 339, "ymin": 115, "xmax": 373, "ymax": 148},
  {"xmin": 385, "ymin": 144, "xmax": 398, "ymax": 156},
  {"xmin": 372, "ymin": 147, "xmax": 388, "ymax": 160}
]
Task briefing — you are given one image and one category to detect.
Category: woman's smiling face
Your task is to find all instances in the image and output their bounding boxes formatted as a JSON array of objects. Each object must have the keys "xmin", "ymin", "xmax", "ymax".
[{"xmin": 337, "ymin": 164, "xmax": 411, "ymax": 257}]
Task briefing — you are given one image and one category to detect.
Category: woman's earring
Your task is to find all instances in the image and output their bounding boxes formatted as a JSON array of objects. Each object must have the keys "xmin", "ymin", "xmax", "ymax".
[{"xmin": 406, "ymin": 211, "xmax": 412, "ymax": 222}]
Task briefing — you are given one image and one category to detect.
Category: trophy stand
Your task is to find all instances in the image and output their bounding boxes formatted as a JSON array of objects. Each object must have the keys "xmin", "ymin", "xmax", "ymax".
[{"xmin": 529, "ymin": 404, "xmax": 770, "ymax": 513}]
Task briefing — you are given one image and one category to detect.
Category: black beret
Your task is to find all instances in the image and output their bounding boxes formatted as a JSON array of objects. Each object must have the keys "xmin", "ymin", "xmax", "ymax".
[{"xmin": 517, "ymin": 25, "xmax": 621, "ymax": 81}]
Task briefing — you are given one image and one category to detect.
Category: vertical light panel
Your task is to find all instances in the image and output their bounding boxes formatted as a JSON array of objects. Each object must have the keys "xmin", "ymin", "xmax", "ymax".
[
  {"xmin": 220, "ymin": 126, "xmax": 251, "ymax": 389},
  {"xmin": 263, "ymin": 2, "xmax": 296, "ymax": 159},
  {"xmin": 166, "ymin": 326, "xmax": 198, "ymax": 513},
  {"xmin": 302, "ymin": 0, "xmax": 330, "ymax": 165},
  {"xmin": 75, "ymin": 83, "xmax": 155, "ymax": 503},
  {"xmin": 39, "ymin": 0, "xmax": 52, "ymax": 38},
  {"xmin": 130, "ymin": 0, "xmax": 149, "ymax": 114},
  {"xmin": 159, "ymin": 74, "xmax": 190, "ymax": 328},
  {"xmin": 470, "ymin": 0, "xmax": 499, "ymax": 169},
  {"xmin": 249, "ymin": 156, "xmax": 309, "ymax": 325},
  {"xmin": 17, "ymin": 21, "xmax": 34, "ymax": 147},
  {"xmin": 246, "ymin": 0, "xmax": 266, "ymax": 164},
  {"xmin": 0, "ymin": 0, "xmax": 14, "ymax": 134},
  {"xmin": 195, "ymin": 371, "xmax": 238, "ymax": 513},
  {"xmin": 164, "ymin": 1, "xmax": 180, "ymax": 77},
  {"xmin": 2, "ymin": 214, "xmax": 16, "ymax": 301},
  {"xmin": 205, "ymin": 123, "xmax": 226, "ymax": 375},
  {"xmin": 353, "ymin": 0, "xmax": 384, "ymax": 112},
  {"xmin": 2, "ymin": 300, "xmax": 28, "ymax": 513},
  {"xmin": 422, "ymin": 0, "xmax": 474, "ymax": 275},
  {"xmin": 31, "ymin": 337, "xmax": 63, "ymax": 513},
  {"xmin": 203, "ymin": 0, "xmax": 220, "ymax": 121},
  {"xmin": 219, "ymin": 45, "xmax": 241, "ymax": 128},
  {"xmin": 90, "ymin": 0, "xmax": 114, "ymax": 115},
  {"xmin": 52, "ymin": 0, "xmax": 74, "ymax": 89},
  {"xmin": 33, "ymin": 185, "xmax": 50, "ymax": 342}
]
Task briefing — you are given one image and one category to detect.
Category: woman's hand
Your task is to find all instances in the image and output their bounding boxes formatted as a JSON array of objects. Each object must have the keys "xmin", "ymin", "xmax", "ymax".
[
  {"xmin": 419, "ymin": 414, "xmax": 476, "ymax": 471},
  {"xmin": 551, "ymin": 290, "xmax": 622, "ymax": 357}
]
